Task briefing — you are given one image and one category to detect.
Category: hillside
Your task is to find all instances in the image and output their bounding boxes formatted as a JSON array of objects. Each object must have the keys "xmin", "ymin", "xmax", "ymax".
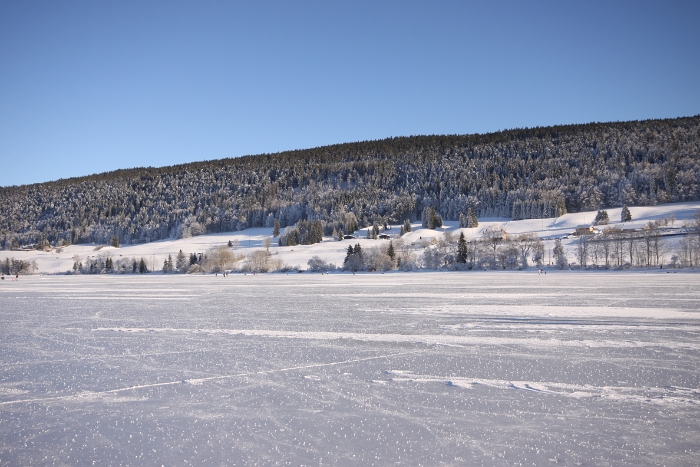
[
  {"xmin": 1, "ymin": 116, "xmax": 699, "ymax": 250},
  {"xmin": 3, "ymin": 201, "xmax": 699, "ymax": 275}
]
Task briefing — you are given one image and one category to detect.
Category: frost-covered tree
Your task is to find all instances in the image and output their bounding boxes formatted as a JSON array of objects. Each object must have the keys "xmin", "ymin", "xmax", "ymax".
[
  {"xmin": 262, "ymin": 237, "xmax": 272, "ymax": 252},
  {"xmin": 273, "ymin": 219, "xmax": 281, "ymax": 237},
  {"xmin": 248, "ymin": 250, "xmax": 270, "ymax": 273},
  {"xmin": 556, "ymin": 199, "xmax": 567, "ymax": 217},
  {"xmin": 343, "ymin": 244, "xmax": 365, "ymax": 272},
  {"xmin": 307, "ymin": 256, "xmax": 334, "ymax": 272},
  {"xmin": 205, "ymin": 245, "xmax": 239, "ymax": 272},
  {"xmin": 387, "ymin": 241, "xmax": 395, "ymax": 261},
  {"xmin": 515, "ymin": 233, "xmax": 537, "ymax": 268},
  {"xmin": 467, "ymin": 208, "xmax": 478, "ymax": 228},
  {"xmin": 553, "ymin": 239, "xmax": 567, "ymax": 269},
  {"xmin": 576, "ymin": 235, "xmax": 590, "ymax": 267},
  {"xmin": 594, "ymin": 210, "xmax": 610, "ymax": 225},
  {"xmin": 162, "ymin": 255, "xmax": 174, "ymax": 273},
  {"xmin": 532, "ymin": 238, "xmax": 545, "ymax": 267},
  {"xmin": 621, "ymin": 205, "xmax": 632, "ymax": 222},
  {"xmin": 457, "ymin": 232, "xmax": 468, "ymax": 264}
]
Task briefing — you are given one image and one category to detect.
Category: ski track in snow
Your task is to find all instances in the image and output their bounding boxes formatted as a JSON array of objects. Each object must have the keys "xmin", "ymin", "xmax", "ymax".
[{"xmin": 0, "ymin": 351, "xmax": 412, "ymax": 406}]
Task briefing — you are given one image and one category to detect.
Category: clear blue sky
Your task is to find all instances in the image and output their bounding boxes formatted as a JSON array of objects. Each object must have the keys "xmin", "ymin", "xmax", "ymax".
[{"xmin": 1, "ymin": 1, "xmax": 699, "ymax": 187}]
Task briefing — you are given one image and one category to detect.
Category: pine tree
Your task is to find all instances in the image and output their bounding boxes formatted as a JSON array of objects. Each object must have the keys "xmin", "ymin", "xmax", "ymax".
[
  {"xmin": 286, "ymin": 229, "xmax": 298, "ymax": 246},
  {"xmin": 556, "ymin": 199, "xmax": 567, "ymax": 217},
  {"xmin": 387, "ymin": 241, "xmax": 395, "ymax": 261},
  {"xmin": 337, "ymin": 229, "xmax": 344, "ymax": 241},
  {"xmin": 176, "ymin": 249, "xmax": 187, "ymax": 271},
  {"xmin": 139, "ymin": 258, "xmax": 147, "ymax": 273},
  {"xmin": 422, "ymin": 207, "xmax": 435, "ymax": 229},
  {"xmin": 312, "ymin": 220, "xmax": 324, "ymax": 243},
  {"xmin": 594, "ymin": 210, "xmax": 609, "ymax": 225},
  {"xmin": 621, "ymin": 205, "xmax": 632, "ymax": 222},
  {"xmin": 403, "ymin": 219, "xmax": 412, "ymax": 233},
  {"xmin": 457, "ymin": 232, "xmax": 468, "ymax": 263},
  {"xmin": 344, "ymin": 245, "xmax": 354, "ymax": 265},
  {"xmin": 273, "ymin": 219, "xmax": 281, "ymax": 237},
  {"xmin": 353, "ymin": 243, "xmax": 362, "ymax": 257},
  {"xmin": 467, "ymin": 208, "xmax": 479, "ymax": 228},
  {"xmin": 343, "ymin": 244, "xmax": 364, "ymax": 272},
  {"xmin": 163, "ymin": 256, "xmax": 173, "ymax": 273},
  {"xmin": 110, "ymin": 235, "xmax": 120, "ymax": 248}
]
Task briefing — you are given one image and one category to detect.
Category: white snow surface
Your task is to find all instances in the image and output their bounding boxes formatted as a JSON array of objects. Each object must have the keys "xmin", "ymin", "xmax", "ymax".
[
  {"xmin": 5, "ymin": 200, "xmax": 700, "ymax": 274},
  {"xmin": 1, "ymin": 272, "xmax": 699, "ymax": 466}
]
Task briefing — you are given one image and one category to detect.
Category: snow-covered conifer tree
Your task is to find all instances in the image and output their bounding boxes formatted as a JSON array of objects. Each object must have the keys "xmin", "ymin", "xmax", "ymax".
[
  {"xmin": 457, "ymin": 232, "xmax": 467, "ymax": 264},
  {"xmin": 621, "ymin": 205, "xmax": 632, "ymax": 222},
  {"xmin": 467, "ymin": 208, "xmax": 479, "ymax": 228}
]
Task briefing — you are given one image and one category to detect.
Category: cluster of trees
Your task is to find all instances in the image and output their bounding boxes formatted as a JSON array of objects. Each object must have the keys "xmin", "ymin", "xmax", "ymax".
[
  {"xmin": 69, "ymin": 243, "xmax": 289, "ymax": 275},
  {"xmin": 459, "ymin": 208, "xmax": 479, "ymax": 228},
  {"xmin": 1, "ymin": 116, "xmax": 698, "ymax": 250},
  {"xmin": 574, "ymin": 215, "xmax": 700, "ymax": 269},
  {"xmin": 280, "ymin": 220, "xmax": 324, "ymax": 246},
  {"xmin": 1, "ymin": 257, "xmax": 38, "ymax": 275},
  {"xmin": 421, "ymin": 207, "xmax": 443, "ymax": 229},
  {"xmin": 341, "ymin": 242, "xmax": 397, "ymax": 272},
  {"xmin": 72, "ymin": 254, "xmax": 151, "ymax": 274},
  {"xmin": 326, "ymin": 211, "xmax": 700, "ymax": 272}
]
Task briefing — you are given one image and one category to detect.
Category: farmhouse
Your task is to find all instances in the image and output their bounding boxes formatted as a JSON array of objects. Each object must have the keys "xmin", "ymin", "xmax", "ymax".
[{"xmin": 574, "ymin": 225, "xmax": 596, "ymax": 236}]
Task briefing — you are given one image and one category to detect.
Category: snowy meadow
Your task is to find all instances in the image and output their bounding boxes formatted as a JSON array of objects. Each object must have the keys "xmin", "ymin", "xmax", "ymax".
[{"xmin": 1, "ymin": 272, "xmax": 699, "ymax": 466}]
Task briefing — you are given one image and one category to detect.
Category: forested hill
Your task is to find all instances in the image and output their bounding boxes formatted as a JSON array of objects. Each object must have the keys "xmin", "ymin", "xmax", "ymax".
[{"xmin": 1, "ymin": 116, "xmax": 699, "ymax": 248}]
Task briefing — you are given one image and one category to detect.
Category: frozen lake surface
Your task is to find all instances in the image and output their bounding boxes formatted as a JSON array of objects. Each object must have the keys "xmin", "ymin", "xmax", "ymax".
[{"xmin": 1, "ymin": 272, "xmax": 699, "ymax": 466}]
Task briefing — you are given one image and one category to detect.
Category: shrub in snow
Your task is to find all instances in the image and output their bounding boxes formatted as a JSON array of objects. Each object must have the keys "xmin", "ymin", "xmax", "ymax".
[{"xmin": 307, "ymin": 256, "xmax": 335, "ymax": 272}]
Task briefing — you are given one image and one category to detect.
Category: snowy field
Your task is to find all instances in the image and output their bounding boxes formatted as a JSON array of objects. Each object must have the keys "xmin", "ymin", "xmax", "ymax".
[{"xmin": 1, "ymin": 272, "xmax": 699, "ymax": 466}]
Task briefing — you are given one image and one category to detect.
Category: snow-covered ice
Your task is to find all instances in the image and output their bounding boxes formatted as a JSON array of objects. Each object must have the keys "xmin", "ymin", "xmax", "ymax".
[{"xmin": 1, "ymin": 272, "xmax": 699, "ymax": 465}]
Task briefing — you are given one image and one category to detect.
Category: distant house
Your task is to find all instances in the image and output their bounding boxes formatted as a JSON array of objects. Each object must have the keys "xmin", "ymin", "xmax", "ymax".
[
  {"xmin": 574, "ymin": 225, "xmax": 595, "ymax": 236},
  {"xmin": 484, "ymin": 228, "xmax": 508, "ymax": 241},
  {"xmin": 378, "ymin": 234, "xmax": 391, "ymax": 240},
  {"xmin": 343, "ymin": 235, "xmax": 357, "ymax": 240}
]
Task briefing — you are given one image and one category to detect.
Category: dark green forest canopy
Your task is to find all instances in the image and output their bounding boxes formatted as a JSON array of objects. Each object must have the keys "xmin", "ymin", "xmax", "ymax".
[{"xmin": 1, "ymin": 115, "xmax": 699, "ymax": 247}]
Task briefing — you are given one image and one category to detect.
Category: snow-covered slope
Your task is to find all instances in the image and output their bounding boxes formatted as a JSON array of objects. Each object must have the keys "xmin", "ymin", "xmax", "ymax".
[{"xmin": 4, "ymin": 201, "xmax": 700, "ymax": 274}]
